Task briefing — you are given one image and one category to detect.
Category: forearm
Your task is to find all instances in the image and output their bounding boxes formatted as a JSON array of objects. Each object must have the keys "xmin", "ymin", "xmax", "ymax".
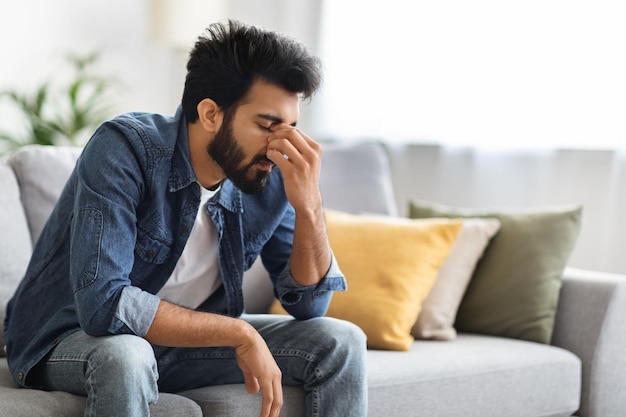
[
  {"xmin": 145, "ymin": 300, "xmax": 282, "ymax": 415},
  {"xmin": 144, "ymin": 299, "xmax": 254, "ymax": 348},
  {"xmin": 289, "ymin": 198, "xmax": 332, "ymax": 287}
]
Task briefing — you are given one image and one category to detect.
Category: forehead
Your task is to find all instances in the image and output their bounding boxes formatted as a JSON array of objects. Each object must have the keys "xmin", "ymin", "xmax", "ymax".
[{"xmin": 235, "ymin": 79, "xmax": 300, "ymax": 124}]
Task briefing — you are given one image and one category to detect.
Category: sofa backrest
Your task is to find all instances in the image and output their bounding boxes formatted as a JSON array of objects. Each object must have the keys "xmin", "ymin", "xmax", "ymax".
[
  {"xmin": 318, "ymin": 141, "xmax": 397, "ymax": 217},
  {"xmin": 8, "ymin": 145, "xmax": 83, "ymax": 245}
]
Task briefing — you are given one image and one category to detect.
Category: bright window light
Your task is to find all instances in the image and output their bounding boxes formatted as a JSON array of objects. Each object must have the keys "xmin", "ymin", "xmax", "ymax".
[{"xmin": 317, "ymin": 0, "xmax": 626, "ymax": 149}]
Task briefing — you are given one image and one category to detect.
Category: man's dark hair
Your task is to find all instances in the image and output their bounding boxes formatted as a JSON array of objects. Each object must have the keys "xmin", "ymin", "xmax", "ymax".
[{"xmin": 182, "ymin": 20, "xmax": 322, "ymax": 123}]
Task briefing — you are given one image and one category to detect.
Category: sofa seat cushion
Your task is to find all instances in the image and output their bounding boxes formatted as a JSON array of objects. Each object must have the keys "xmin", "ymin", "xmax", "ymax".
[
  {"xmin": 368, "ymin": 334, "xmax": 581, "ymax": 417},
  {"xmin": 180, "ymin": 384, "xmax": 306, "ymax": 417},
  {"xmin": 0, "ymin": 359, "xmax": 203, "ymax": 417},
  {"xmin": 173, "ymin": 334, "xmax": 580, "ymax": 417}
]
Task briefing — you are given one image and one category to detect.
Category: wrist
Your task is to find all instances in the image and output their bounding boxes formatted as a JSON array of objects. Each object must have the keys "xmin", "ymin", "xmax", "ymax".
[
  {"xmin": 295, "ymin": 199, "xmax": 324, "ymax": 222},
  {"xmin": 229, "ymin": 318, "xmax": 257, "ymax": 348}
]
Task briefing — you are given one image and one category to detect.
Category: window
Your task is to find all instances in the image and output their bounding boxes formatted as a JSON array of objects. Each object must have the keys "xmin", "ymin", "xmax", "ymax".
[{"xmin": 316, "ymin": 1, "xmax": 626, "ymax": 149}]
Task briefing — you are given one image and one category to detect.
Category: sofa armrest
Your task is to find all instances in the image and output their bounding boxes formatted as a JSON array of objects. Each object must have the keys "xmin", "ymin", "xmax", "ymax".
[{"xmin": 551, "ymin": 267, "xmax": 626, "ymax": 417}]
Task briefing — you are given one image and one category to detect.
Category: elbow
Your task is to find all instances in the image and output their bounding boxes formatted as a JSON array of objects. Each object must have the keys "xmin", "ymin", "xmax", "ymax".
[
  {"xmin": 74, "ymin": 283, "xmax": 131, "ymax": 337},
  {"xmin": 77, "ymin": 310, "xmax": 113, "ymax": 337},
  {"xmin": 75, "ymin": 295, "xmax": 116, "ymax": 337},
  {"xmin": 281, "ymin": 291, "xmax": 331, "ymax": 320}
]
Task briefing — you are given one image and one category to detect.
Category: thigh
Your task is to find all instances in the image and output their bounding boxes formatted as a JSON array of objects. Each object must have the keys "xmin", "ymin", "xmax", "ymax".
[
  {"xmin": 153, "ymin": 342, "xmax": 242, "ymax": 392},
  {"xmin": 28, "ymin": 331, "xmax": 92, "ymax": 395},
  {"xmin": 153, "ymin": 314, "xmax": 309, "ymax": 392},
  {"xmin": 29, "ymin": 331, "xmax": 157, "ymax": 395},
  {"xmin": 154, "ymin": 314, "xmax": 364, "ymax": 392},
  {"xmin": 245, "ymin": 314, "xmax": 366, "ymax": 384}
]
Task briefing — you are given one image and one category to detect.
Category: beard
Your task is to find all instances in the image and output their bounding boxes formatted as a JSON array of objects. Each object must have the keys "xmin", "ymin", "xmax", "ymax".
[{"xmin": 207, "ymin": 114, "xmax": 273, "ymax": 194}]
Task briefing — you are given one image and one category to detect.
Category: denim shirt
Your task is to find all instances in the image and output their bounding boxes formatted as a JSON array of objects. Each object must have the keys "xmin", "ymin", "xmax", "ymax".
[{"xmin": 4, "ymin": 107, "xmax": 346, "ymax": 387}]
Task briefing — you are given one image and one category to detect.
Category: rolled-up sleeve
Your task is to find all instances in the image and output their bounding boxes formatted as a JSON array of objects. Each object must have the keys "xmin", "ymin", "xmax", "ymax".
[
  {"xmin": 108, "ymin": 286, "xmax": 161, "ymax": 336},
  {"xmin": 274, "ymin": 251, "xmax": 347, "ymax": 319}
]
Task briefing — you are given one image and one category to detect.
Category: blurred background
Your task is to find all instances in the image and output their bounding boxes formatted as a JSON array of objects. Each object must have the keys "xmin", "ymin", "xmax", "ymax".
[
  {"xmin": 2, "ymin": 0, "xmax": 624, "ymax": 149},
  {"xmin": 1, "ymin": 0, "xmax": 625, "ymax": 273},
  {"xmin": 0, "ymin": 0, "xmax": 323, "ymax": 145}
]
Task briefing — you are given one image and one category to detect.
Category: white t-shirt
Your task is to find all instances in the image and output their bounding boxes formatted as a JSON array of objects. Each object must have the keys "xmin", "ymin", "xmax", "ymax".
[{"xmin": 156, "ymin": 186, "xmax": 222, "ymax": 309}]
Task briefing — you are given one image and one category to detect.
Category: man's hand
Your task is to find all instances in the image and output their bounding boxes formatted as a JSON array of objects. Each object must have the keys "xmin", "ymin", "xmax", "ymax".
[
  {"xmin": 145, "ymin": 301, "xmax": 283, "ymax": 417},
  {"xmin": 266, "ymin": 124, "xmax": 323, "ymax": 213},
  {"xmin": 235, "ymin": 324, "xmax": 283, "ymax": 417},
  {"xmin": 265, "ymin": 124, "xmax": 331, "ymax": 287}
]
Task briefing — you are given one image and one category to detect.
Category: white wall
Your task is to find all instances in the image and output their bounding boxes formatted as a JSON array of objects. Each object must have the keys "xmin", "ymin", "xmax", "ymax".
[
  {"xmin": 318, "ymin": 0, "xmax": 626, "ymax": 150},
  {"xmin": 0, "ymin": 1, "xmax": 182, "ymax": 120},
  {"xmin": 0, "ymin": 0, "xmax": 323, "ymax": 142}
]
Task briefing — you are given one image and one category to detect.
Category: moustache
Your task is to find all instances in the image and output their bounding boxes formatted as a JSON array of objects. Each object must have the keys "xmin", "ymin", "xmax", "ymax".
[{"xmin": 251, "ymin": 154, "xmax": 275, "ymax": 166}]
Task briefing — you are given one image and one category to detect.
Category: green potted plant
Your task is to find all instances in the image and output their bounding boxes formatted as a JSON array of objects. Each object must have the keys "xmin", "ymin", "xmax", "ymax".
[{"xmin": 0, "ymin": 53, "xmax": 117, "ymax": 156}]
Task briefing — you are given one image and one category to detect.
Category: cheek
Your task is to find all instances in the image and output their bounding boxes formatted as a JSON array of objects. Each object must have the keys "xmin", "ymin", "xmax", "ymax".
[
  {"xmin": 229, "ymin": 120, "xmax": 269, "ymax": 157},
  {"xmin": 238, "ymin": 129, "xmax": 269, "ymax": 153}
]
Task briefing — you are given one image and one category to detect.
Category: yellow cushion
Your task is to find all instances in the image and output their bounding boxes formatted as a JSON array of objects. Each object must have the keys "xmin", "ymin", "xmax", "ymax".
[{"xmin": 270, "ymin": 210, "xmax": 462, "ymax": 351}]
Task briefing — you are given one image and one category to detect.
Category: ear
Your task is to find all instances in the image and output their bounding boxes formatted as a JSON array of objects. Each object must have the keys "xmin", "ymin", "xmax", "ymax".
[{"xmin": 196, "ymin": 98, "xmax": 223, "ymax": 133}]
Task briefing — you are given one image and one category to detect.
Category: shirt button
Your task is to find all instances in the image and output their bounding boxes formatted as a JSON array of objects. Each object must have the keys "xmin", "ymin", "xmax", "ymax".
[
  {"xmin": 18, "ymin": 372, "xmax": 24, "ymax": 380},
  {"xmin": 180, "ymin": 226, "xmax": 188, "ymax": 234},
  {"xmin": 146, "ymin": 250, "xmax": 154, "ymax": 258}
]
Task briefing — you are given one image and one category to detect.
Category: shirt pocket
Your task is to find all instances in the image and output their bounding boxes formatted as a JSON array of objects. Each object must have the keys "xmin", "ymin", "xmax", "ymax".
[
  {"xmin": 71, "ymin": 207, "xmax": 104, "ymax": 291},
  {"xmin": 134, "ymin": 227, "xmax": 172, "ymax": 264}
]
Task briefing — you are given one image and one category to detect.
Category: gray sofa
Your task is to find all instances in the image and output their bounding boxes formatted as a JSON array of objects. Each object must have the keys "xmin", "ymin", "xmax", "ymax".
[{"xmin": 1, "ymin": 143, "xmax": 625, "ymax": 417}]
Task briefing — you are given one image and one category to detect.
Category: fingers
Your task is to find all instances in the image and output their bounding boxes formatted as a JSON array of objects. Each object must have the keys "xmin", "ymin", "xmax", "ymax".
[
  {"xmin": 259, "ymin": 376, "xmax": 283, "ymax": 417},
  {"xmin": 241, "ymin": 367, "xmax": 283, "ymax": 417},
  {"xmin": 234, "ymin": 331, "xmax": 283, "ymax": 417},
  {"xmin": 268, "ymin": 123, "xmax": 315, "ymax": 151},
  {"xmin": 266, "ymin": 124, "xmax": 321, "ymax": 169},
  {"xmin": 240, "ymin": 375, "xmax": 283, "ymax": 417},
  {"xmin": 266, "ymin": 143, "xmax": 297, "ymax": 171},
  {"xmin": 239, "ymin": 371, "xmax": 283, "ymax": 417},
  {"xmin": 270, "ymin": 378, "xmax": 284, "ymax": 417},
  {"xmin": 242, "ymin": 370, "xmax": 260, "ymax": 394}
]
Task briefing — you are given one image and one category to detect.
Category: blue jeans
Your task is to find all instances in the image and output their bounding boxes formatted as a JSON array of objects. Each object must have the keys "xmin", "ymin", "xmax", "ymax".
[{"xmin": 30, "ymin": 314, "xmax": 367, "ymax": 417}]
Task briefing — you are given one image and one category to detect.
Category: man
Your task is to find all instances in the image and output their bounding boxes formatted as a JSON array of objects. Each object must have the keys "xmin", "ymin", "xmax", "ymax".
[{"xmin": 4, "ymin": 20, "xmax": 367, "ymax": 417}]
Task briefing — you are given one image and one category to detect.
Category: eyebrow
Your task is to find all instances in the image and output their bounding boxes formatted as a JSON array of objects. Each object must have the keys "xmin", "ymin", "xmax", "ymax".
[{"xmin": 257, "ymin": 113, "xmax": 297, "ymax": 127}]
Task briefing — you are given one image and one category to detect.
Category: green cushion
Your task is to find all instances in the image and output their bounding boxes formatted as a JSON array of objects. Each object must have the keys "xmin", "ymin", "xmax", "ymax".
[{"xmin": 408, "ymin": 199, "xmax": 582, "ymax": 344}]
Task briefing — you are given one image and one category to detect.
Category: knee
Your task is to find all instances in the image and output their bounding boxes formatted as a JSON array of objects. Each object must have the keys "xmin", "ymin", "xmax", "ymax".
[
  {"xmin": 331, "ymin": 318, "xmax": 367, "ymax": 348},
  {"xmin": 303, "ymin": 318, "xmax": 367, "ymax": 383},
  {"xmin": 89, "ymin": 335, "xmax": 157, "ymax": 383},
  {"xmin": 308, "ymin": 317, "xmax": 367, "ymax": 357},
  {"xmin": 320, "ymin": 317, "xmax": 366, "ymax": 341}
]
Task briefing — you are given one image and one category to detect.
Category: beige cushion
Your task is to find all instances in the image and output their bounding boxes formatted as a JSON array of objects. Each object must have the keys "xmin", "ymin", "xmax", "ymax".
[{"xmin": 412, "ymin": 218, "xmax": 501, "ymax": 340}]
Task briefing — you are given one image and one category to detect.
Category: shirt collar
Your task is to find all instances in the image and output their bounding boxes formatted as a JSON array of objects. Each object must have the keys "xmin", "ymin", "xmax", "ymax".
[
  {"xmin": 168, "ymin": 106, "xmax": 243, "ymax": 213},
  {"xmin": 168, "ymin": 106, "xmax": 200, "ymax": 193},
  {"xmin": 213, "ymin": 180, "xmax": 243, "ymax": 213}
]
